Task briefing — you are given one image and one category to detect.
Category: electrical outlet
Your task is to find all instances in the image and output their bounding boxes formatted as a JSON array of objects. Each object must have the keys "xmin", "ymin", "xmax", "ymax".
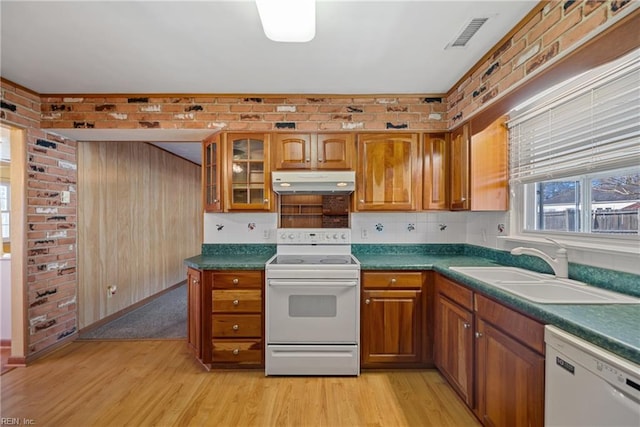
[
  {"xmin": 361, "ymin": 227, "xmax": 368, "ymax": 239},
  {"xmin": 263, "ymin": 229, "xmax": 271, "ymax": 239}
]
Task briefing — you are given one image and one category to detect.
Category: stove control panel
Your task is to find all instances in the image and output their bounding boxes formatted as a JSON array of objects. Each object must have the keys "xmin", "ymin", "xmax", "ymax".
[{"xmin": 276, "ymin": 228, "xmax": 351, "ymax": 244}]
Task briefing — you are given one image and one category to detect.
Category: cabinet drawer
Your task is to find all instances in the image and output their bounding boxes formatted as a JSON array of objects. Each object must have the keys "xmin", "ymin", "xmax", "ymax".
[
  {"xmin": 212, "ymin": 314, "xmax": 262, "ymax": 338},
  {"xmin": 475, "ymin": 294, "xmax": 544, "ymax": 354},
  {"xmin": 212, "ymin": 339, "xmax": 262, "ymax": 364},
  {"xmin": 362, "ymin": 272, "xmax": 423, "ymax": 289},
  {"xmin": 213, "ymin": 271, "xmax": 263, "ymax": 289},
  {"xmin": 436, "ymin": 274, "xmax": 473, "ymax": 310},
  {"xmin": 212, "ymin": 289, "xmax": 262, "ymax": 313}
]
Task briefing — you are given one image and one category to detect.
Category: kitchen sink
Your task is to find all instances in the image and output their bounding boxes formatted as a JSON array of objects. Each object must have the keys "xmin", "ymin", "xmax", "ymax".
[{"xmin": 449, "ymin": 266, "xmax": 640, "ymax": 304}]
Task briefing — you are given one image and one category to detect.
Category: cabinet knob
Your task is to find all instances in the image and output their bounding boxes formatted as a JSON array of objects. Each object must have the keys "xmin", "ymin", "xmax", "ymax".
[
  {"xmin": 475, "ymin": 332, "xmax": 483, "ymax": 338},
  {"xmin": 232, "ymin": 299, "xmax": 239, "ymax": 306},
  {"xmin": 359, "ymin": 199, "xmax": 364, "ymax": 203},
  {"xmin": 263, "ymin": 198, "xmax": 269, "ymax": 204},
  {"xmin": 318, "ymin": 158, "xmax": 324, "ymax": 163},
  {"xmin": 232, "ymin": 324, "xmax": 239, "ymax": 331},
  {"xmin": 463, "ymin": 322, "xmax": 471, "ymax": 329},
  {"xmin": 213, "ymin": 199, "xmax": 219, "ymax": 203},
  {"xmin": 365, "ymin": 299, "xmax": 371, "ymax": 305},
  {"xmin": 305, "ymin": 158, "xmax": 310, "ymax": 162},
  {"xmin": 232, "ymin": 349, "xmax": 239, "ymax": 355},
  {"xmin": 232, "ymin": 278, "xmax": 239, "ymax": 285},
  {"xmin": 192, "ymin": 279, "xmax": 197, "ymax": 285},
  {"xmin": 390, "ymin": 278, "xmax": 397, "ymax": 284}
]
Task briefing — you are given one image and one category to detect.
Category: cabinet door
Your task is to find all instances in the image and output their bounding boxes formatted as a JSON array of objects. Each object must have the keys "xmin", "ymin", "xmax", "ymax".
[
  {"xmin": 423, "ymin": 133, "xmax": 449, "ymax": 210},
  {"xmin": 203, "ymin": 134, "xmax": 222, "ymax": 212},
  {"xmin": 274, "ymin": 134, "xmax": 312, "ymax": 169},
  {"xmin": 356, "ymin": 133, "xmax": 421, "ymax": 211},
  {"xmin": 316, "ymin": 133, "xmax": 353, "ymax": 170},
  {"xmin": 450, "ymin": 124, "xmax": 470, "ymax": 210},
  {"xmin": 187, "ymin": 268, "xmax": 202, "ymax": 359},
  {"xmin": 361, "ymin": 289, "xmax": 422, "ymax": 365},
  {"xmin": 471, "ymin": 116, "xmax": 508, "ymax": 211},
  {"xmin": 434, "ymin": 294, "xmax": 474, "ymax": 406},
  {"xmin": 224, "ymin": 133, "xmax": 272, "ymax": 211},
  {"xmin": 475, "ymin": 318, "xmax": 545, "ymax": 427}
]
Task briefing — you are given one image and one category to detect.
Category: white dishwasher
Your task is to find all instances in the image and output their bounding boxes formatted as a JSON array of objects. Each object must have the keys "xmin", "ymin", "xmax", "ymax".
[{"xmin": 545, "ymin": 325, "xmax": 640, "ymax": 427}]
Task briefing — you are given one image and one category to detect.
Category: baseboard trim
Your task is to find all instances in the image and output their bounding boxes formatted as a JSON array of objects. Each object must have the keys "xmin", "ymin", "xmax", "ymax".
[
  {"xmin": 0, "ymin": 339, "xmax": 11, "ymax": 347},
  {"xmin": 79, "ymin": 280, "xmax": 186, "ymax": 336}
]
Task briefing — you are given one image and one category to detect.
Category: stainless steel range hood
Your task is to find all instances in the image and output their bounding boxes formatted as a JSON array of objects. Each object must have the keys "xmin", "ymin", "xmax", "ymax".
[{"xmin": 272, "ymin": 171, "xmax": 355, "ymax": 194}]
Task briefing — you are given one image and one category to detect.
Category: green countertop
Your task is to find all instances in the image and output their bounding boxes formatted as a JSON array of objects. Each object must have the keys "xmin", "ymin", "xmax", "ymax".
[{"xmin": 186, "ymin": 243, "xmax": 640, "ymax": 365}]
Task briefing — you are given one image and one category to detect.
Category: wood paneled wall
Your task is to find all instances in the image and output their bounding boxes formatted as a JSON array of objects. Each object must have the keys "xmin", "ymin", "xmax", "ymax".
[{"xmin": 77, "ymin": 141, "xmax": 201, "ymax": 328}]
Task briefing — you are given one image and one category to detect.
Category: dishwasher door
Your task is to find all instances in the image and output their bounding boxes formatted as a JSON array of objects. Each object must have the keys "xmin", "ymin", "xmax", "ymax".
[{"xmin": 545, "ymin": 325, "xmax": 640, "ymax": 427}]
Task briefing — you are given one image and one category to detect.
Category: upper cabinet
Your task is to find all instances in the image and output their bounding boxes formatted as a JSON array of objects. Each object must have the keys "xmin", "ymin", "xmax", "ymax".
[
  {"xmin": 423, "ymin": 133, "xmax": 449, "ymax": 210},
  {"xmin": 449, "ymin": 124, "xmax": 470, "ymax": 211},
  {"xmin": 223, "ymin": 133, "xmax": 272, "ymax": 211},
  {"xmin": 356, "ymin": 133, "xmax": 421, "ymax": 211},
  {"xmin": 273, "ymin": 133, "xmax": 353, "ymax": 170},
  {"xmin": 470, "ymin": 116, "xmax": 509, "ymax": 211},
  {"xmin": 203, "ymin": 134, "xmax": 222, "ymax": 212}
]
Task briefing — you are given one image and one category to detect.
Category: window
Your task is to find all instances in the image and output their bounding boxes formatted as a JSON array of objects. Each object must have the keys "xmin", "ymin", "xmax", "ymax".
[
  {"xmin": 510, "ymin": 49, "xmax": 640, "ymax": 239},
  {"xmin": 523, "ymin": 169, "xmax": 639, "ymax": 235},
  {"xmin": 0, "ymin": 182, "xmax": 9, "ymax": 241}
]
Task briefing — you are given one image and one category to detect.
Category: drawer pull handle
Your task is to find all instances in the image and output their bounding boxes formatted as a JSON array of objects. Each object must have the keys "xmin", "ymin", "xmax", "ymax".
[
  {"xmin": 232, "ymin": 324, "xmax": 239, "ymax": 331},
  {"xmin": 232, "ymin": 299, "xmax": 239, "ymax": 306},
  {"xmin": 475, "ymin": 332, "xmax": 483, "ymax": 338},
  {"xmin": 463, "ymin": 323, "xmax": 471, "ymax": 329},
  {"xmin": 232, "ymin": 278, "xmax": 239, "ymax": 285},
  {"xmin": 232, "ymin": 349, "xmax": 240, "ymax": 355}
]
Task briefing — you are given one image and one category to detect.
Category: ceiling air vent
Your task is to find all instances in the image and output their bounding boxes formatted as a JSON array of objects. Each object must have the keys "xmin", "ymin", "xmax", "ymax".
[{"xmin": 445, "ymin": 17, "xmax": 490, "ymax": 49}]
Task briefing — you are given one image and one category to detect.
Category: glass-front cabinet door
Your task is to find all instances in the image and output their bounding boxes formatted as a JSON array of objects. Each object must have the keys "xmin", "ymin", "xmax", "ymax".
[
  {"xmin": 224, "ymin": 133, "xmax": 272, "ymax": 211},
  {"xmin": 203, "ymin": 134, "xmax": 222, "ymax": 212}
]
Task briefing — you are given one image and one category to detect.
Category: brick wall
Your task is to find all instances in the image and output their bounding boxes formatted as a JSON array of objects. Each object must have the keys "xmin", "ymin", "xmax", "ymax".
[
  {"xmin": 39, "ymin": 95, "xmax": 448, "ymax": 132},
  {"xmin": 1, "ymin": 80, "xmax": 78, "ymax": 355},
  {"xmin": 447, "ymin": 0, "xmax": 637, "ymax": 127}
]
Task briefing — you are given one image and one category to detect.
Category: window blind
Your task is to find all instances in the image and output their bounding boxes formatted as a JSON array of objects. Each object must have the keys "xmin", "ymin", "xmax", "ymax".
[{"xmin": 508, "ymin": 51, "xmax": 640, "ymax": 184}]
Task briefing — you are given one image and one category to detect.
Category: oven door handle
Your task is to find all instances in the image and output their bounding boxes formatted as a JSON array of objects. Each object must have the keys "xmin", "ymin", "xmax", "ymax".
[{"xmin": 268, "ymin": 280, "xmax": 358, "ymax": 288}]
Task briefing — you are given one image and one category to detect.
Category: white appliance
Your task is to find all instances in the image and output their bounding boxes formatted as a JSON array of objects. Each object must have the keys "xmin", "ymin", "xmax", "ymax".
[
  {"xmin": 265, "ymin": 228, "xmax": 360, "ymax": 376},
  {"xmin": 271, "ymin": 170, "xmax": 356, "ymax": 194},
  {"xmin": 545, "ymin": 325, "xmax": 640, "ymax": 427}
]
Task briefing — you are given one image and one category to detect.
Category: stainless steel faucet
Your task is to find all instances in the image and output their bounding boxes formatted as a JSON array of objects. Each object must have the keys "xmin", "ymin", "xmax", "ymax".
[{"xmin": 510, "ymin": 238, "xmax": 568, "ymax": 279}]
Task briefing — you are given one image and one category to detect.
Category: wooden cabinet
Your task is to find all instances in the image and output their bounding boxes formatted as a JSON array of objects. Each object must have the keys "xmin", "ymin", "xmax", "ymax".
[
  {"xmin": 423, "ymin": 133, "xmax": 449, "ymax": 210},
  {"xmin": 361, "ymin": 271, "xmax": 427, "ymax": 367},
  {"xmin": 474, "ymin": 294, "xmax": 545, "ymax": 427},
  {"xmin": 434, "ymin": 275, "xmax": 474, "ymax": 406},
  {"xmin": 356, "ymin": 133, "xmax": 421, "ymax": 211},
  {"xmin": 470, "ymin": 116, "xmax": 509, "ymax": 211},
  {"xmin": 191, "ymin": 269, "xmax": 264, "ymax": 369},
  {"xmin": 187, "ymin": 268, "xmax": 203, "ymax": 360},
  {"xmin": 203, "ymin": 134, "xmax": 222, "ymax": 212},
  {"xmin": 223, "ymin": 133, "xmax": 272, "ymax": 211},
  {"xmin": 450, "ymin": 124, "xmax": 470, "ymax": 210},
  {"xmin": 433, "ymin": 273, "xmax": 545, "ymax": 426},
  {"xmin": 273, "ymin": 133, "xmax": 353, "ymax": 170}
]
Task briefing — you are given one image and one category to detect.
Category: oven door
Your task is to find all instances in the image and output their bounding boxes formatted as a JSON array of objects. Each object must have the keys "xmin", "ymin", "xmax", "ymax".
[{"xmin": 267, "ymin": 279, "xmax": 358, "ymax": 344}]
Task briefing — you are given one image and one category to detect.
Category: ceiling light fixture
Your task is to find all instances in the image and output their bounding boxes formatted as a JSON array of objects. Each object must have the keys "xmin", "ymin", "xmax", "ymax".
[{"xmin": 256, "ymin": 0, "xmax": 316, "ymax": 43}]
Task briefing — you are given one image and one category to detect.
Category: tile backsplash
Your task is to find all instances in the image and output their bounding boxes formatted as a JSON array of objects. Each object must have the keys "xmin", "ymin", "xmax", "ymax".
[{"xmin": 203, "ymin": 211, "xmax": 508, "ymax": 246}]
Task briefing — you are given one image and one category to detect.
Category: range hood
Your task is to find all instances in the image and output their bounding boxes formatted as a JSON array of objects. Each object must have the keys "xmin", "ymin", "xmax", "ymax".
[{"xmin": 272, "ymin": 171, "xmax": 355, "ymax": 194}]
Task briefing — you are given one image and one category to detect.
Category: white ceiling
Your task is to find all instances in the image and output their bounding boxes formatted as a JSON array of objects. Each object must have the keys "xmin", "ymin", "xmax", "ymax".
[{"xmin": 1, "ymin": 0, "xmax": 538, "ymax": 163}]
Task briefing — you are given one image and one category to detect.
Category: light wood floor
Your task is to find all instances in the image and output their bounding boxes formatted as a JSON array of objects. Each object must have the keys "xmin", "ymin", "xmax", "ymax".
[{"xmin": 0, "ymin": 340, "xmax": 480, "ymax": 427}]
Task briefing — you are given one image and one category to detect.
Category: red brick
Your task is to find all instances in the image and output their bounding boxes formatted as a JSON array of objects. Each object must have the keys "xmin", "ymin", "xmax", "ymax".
[
  {"xmin": 542, "ymin": 4, "xmax": 583, "ymax": 47},
  {"xmin": 561, "ymin": 7, "xmax": 608, "ymax": 49}
]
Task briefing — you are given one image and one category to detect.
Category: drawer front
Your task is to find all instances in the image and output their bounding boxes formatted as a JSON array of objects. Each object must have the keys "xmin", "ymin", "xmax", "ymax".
[
  {"xmin": 212, "ymin": 314, "xmax": 262, "ymax": 338},
  {"xmin": 212, "ymin": 340, "xmax": 262, "ymax": 364},
  {"xmin": 475, "ymin": 294, "xmax": 544, "ymax": 354},
  {"xmin": 362, "ymin": 271, "xmax": 423, "ymax": 289},
  {"xmin": 212, "ymin": 289, "xmax": 262, "ymax": 313},
  {"xmin": 436, "ymin": 274, "xmax": 474, "ymax": 310},
  {"xmin": 213, "ymin": 271, "xmax": 263, "ymax": 289}
]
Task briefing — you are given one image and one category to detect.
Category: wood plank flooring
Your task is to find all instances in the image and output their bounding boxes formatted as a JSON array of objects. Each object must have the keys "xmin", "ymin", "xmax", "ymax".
[{"xmin": 0, "ymin": 340, "xmax": 480, "ymax": 427}]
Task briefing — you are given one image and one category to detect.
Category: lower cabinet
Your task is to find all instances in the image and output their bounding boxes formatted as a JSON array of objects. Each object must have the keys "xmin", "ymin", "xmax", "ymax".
[
  {"xmin": 434, "ymin": 273, "xmax": 545, "ymax": 427},
  {"xmin": 187, "ymin": 267, "xmax": 202, "ymax": 360},
  {"xmin": 188, "ymin": 268, "xmax": 264, "ymax": 369},
  {"xmin": 361, "ymin": 271, "xmax": 430, "ymax": 368}
]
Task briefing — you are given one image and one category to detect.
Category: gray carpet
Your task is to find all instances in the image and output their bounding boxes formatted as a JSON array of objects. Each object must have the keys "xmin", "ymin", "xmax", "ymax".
[{"xmin": 79, "ymin": 284, "xmax": 187, "ymax": 340}]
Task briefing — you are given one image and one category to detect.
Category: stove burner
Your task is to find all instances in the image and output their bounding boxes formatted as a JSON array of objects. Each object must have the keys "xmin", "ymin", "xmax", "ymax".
[
  {"xmin": 281, "ymin": 258, "xmax": 305, "ymax": 264},
  {"xmin": 320, "ymin": 258, "xmax": 350, "ymax": 264}
]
